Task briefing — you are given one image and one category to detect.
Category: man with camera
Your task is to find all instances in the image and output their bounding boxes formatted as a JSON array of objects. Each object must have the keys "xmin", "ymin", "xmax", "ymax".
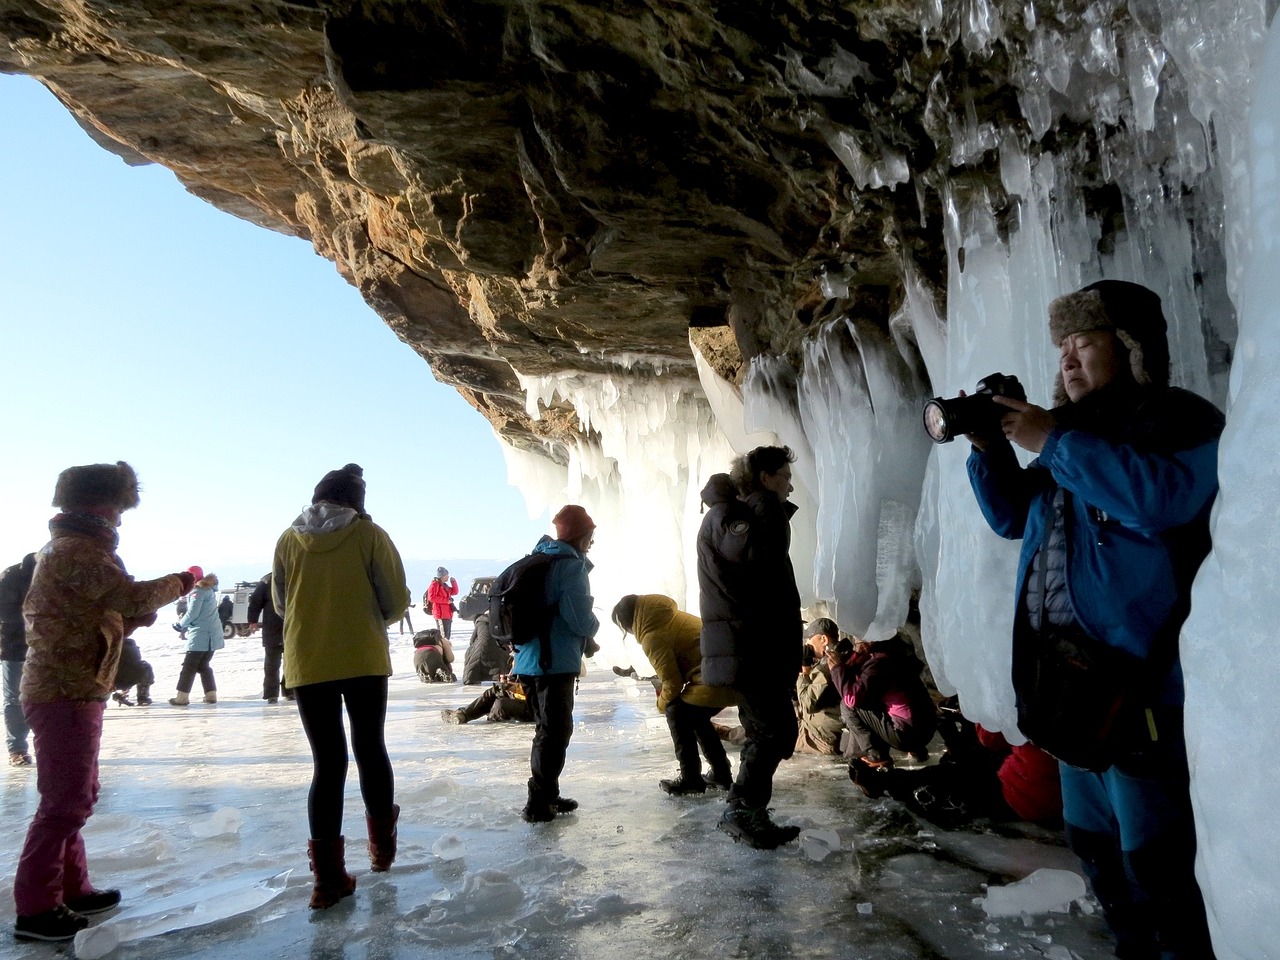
[
  {"xmin": 964, "ymin": 280, "xmax": 1221, "ymax": 960},
  {"xmin": 795, "ymin": 618, "xmax": 847, "ymax": 756}
]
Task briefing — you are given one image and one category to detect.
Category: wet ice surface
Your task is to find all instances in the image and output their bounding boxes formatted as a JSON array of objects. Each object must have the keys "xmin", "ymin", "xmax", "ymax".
[{"xmin": 0, "ymin": 623, "xmax": 1118, "ymax": 960}]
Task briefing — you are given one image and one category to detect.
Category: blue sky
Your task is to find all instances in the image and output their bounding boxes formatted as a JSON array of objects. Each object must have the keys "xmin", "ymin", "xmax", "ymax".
[{"xmin": 0, "ymin": 74, "xmax": 550, "ymax": 582}]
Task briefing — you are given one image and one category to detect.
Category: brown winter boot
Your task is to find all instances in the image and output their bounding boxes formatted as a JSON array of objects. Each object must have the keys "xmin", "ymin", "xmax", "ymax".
[
  {"xmin": 366, "ymin": 803, "xmax": 400, "ymax": 872},
  {"xmin": 306, "ymin": 837, "xmax": 356, "ymax": 909}
]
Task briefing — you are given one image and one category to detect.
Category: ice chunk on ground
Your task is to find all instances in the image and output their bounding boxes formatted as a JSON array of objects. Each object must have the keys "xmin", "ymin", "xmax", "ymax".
[
  {"xmin": 798, "ymin": 828, "xmax": 842, "ymax": 862},
  {"xmin": 73, "ymin": 870, "xmax": 289, "ymax": 959},
  {"xmin": 188, "ymin": 807, "xmax": 242, "ymax": 838},
  {"xmin": 982, "ymin": 868, "xmax": 1086, "ymax": 917},
  {"xmin": 432, "ymin": 834, "xmax": 466, "ymax": 861}
]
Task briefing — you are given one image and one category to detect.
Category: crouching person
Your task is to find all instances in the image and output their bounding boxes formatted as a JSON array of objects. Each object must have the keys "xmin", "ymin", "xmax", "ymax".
[
  {"xmin": 272, "ymin": 464, "xmax": 410, "ymax": 909},
  {"xmin": 412, "ymin": 628, "xmax": 456, "ymax": 683},
  {"xmin": 612, "ymin": 594, "xmax": 735, "ymax": 795},
  {"xmin": 14, "ymin": 462, "xmax": 194, "ymax": 941},
  {"xmin": 829, "ymin": 632, "xmax": 937, "ymax": 795}
]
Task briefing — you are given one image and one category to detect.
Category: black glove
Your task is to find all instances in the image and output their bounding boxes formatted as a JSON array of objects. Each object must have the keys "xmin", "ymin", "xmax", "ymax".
[
  {"xmin": 172, "ymin": 622, "xmax": 183, "ymax": 632},
  {"xmin": 584, "ymin": 637, "xmax": 600, "ymax": 658}
]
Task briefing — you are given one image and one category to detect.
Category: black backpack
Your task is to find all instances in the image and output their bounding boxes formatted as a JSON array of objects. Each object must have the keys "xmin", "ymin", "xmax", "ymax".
[{"xmin": 488, "ymin": 553, "xmax": 563, "ymax": 659}]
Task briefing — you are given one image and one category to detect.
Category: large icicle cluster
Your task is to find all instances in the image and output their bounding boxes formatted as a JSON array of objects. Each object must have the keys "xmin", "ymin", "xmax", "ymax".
[{"xmin": 503, "ymin": 367, "xmax": 736, "ymax": 630}]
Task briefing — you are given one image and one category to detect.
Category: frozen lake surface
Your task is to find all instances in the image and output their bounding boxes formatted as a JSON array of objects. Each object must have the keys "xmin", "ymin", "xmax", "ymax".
[{"xmin": 0, "ymin": 620, "xmax": 1119, "ymax": 959}]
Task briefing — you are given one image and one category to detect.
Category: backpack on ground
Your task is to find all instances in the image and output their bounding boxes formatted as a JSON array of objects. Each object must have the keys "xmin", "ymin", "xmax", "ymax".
[{"xmin": 488, "ymin": 553, "xmax": 562, "ymax": 653}]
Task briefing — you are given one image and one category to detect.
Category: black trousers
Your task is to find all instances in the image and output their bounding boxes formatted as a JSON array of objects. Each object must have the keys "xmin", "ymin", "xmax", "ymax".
[
  {"xmin": 527, "ymin": 674, "xmax": 576, "ymax": 803},
  {"xmin": 175, "ymin": 651, "xmax": 216, "ymax": 694},
  {"xmin": 728, "ymin": 679, "xmax": 798, "ymax": 810},
  {"xmin": 665, "ymin": 699, "xmax": 730, "ymax": 780},
  {"xmin": 262, "ymin": 645, "xmax": 290, "ymax": 700},
  {"xmin": 461, "ymin": 685, "xmax": 531, "ymax": 723},
  {"xmin": 841, "ymin": 703, "xmax": 934, "ymax": 762},
  {"xmin": 294, "ymin": 675, "xmax": 394, "ymax": 839}
]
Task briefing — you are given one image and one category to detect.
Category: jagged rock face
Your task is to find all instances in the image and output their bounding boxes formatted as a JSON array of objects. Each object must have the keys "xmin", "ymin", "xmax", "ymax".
[{"xmin": 0, "ymin": 0, "xmax": 1213, "ymax": 453}]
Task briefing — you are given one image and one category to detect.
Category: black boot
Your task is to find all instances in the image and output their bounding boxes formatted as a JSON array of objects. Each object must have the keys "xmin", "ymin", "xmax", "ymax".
[
  {"xmin": 660, "ymin": 773, "xmax": 707, "ymax": 795},
  {"xmin": 717, "ymin": 805, "xmax": 801, "ymax": 850},
  {"xmin": 135, "ymin": 685, "xmax": 152, "ymax": 706}
]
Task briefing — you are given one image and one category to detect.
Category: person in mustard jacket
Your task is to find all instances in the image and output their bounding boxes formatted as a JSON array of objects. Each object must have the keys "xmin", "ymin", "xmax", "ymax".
[
  {"xmin": 612, "ymin": 594, "xmax": 737, "ymax": 795},
  {"xmin": 272, "ymin": 464, "xmax": 410, "ymax": 910}
]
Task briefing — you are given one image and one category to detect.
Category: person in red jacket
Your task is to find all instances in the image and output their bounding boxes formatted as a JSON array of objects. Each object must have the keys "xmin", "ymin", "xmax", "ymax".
[{"xmin": 426, "ymin": 567, "xmax": 459, "ymax": 640}]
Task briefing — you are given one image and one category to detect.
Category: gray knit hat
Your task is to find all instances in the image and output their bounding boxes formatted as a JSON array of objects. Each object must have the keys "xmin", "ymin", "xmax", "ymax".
[
  {"xmin": 52, "ymin": 461, "xmax": 141, "ymax": 512},
  {"xmin": 1047, "ymin": 280, "xmax": 1170, "ymax": 405}
]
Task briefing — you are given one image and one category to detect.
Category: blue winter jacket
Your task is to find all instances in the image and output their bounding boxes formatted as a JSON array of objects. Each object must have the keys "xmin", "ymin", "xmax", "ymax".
[
  {"xmin": 179, "ymin": 583, "xmax": 226, "ymax": 653},
  {"xmin": 512, "ymin": 536, "xmax": 599, "ymax": 677},
  {"xmin": 967, "ymin": 385, "xmax": 1223, "ymax": 705}
]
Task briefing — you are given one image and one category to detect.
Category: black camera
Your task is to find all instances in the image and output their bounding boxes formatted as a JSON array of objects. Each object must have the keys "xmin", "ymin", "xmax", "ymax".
[
  {"xmin": 802, "ymin": 644, "xmax": 818, "ymax": 669},
  {"xmin": 832, "ymin": 638, "xmax": 854, "ymax": 660},
  {"xmin": 922, "ymin": 372, "xmax": 1026, "ymax": 444}
]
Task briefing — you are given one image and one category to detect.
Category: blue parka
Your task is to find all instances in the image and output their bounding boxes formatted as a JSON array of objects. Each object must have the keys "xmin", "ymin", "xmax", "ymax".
[
  {"xmin": 179, "ymin": 581, "xmax": 226, "ymax": 653},
  {"xmin": 967, "ymin": 384, "xmax": 1223, "ymax": 706},
  {"xmin": 512, "ymin": 536, "xmax": 599, "ymax": 677}
]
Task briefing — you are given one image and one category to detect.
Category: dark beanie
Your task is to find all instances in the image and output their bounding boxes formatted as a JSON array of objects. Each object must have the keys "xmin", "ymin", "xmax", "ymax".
[
  {"xmin": 312, "ymin": 463, "xmax": 366, "ymax": 512},
  {"xmin": 1047, "ymin": 280, "xmax": 1170, "ymax": 404},
  {"xmin": 52, "ymin": 461, "xmax": 141, "ymax": 512},
  {"xmin": 553, "ymin": 504, "xmax": 596, "ymax": 543}
]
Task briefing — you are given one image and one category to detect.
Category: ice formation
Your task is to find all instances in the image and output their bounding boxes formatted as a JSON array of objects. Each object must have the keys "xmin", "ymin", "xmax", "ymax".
[
  {"xmin": 982, "ymin": 868, "xmax": 1087, "ymax": 918},
  {"xmin": 494, "ymin": 5, "xmax": 1279, "ymax": 949}
]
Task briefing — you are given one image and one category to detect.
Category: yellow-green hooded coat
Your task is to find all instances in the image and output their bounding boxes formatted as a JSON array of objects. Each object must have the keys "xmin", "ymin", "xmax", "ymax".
[
  {"xmin": 632, "ymin": 594, "xmax": 737, "ymax": 713},
  {"xmin": 272, "ymin": 503, "xmax": 410, "ymax": 688}
]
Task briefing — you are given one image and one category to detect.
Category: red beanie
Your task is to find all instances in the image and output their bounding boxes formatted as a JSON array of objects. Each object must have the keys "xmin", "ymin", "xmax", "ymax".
[
  {"xmin": 187, "ymin": 565, "xmax": 204, "ymax": 581},
  {"xmin": 553, "ymin": 505, "xmax": 596, "ymax": 543}
]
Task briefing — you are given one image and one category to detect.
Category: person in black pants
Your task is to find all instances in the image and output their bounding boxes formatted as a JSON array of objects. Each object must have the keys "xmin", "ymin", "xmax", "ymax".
[
  {"xmin": 247, "ymin": 573, "xmax": 290, "ymax": 703},
  {"xmin": 697, "ymin": 447, "xmax": 803, "ymax": 850},
  {"xmin": 510, "ymin": 505, "xmax": 600, "ymax": 824}
]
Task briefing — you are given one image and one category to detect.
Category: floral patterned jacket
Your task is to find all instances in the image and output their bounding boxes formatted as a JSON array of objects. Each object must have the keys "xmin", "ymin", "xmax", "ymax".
[{"xmin": 22, "ymin": 515, "xmax": 185, "ymax": 704}]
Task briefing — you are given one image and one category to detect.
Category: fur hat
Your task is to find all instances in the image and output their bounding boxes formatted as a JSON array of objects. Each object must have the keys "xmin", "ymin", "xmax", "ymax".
[
  {"xmin": 553, "ymin": 504, "xmax": 596, "ymax": 543},
  {"xmin": 1047, "ymin": 280, "xmax": 1170, "ymax": 405},
  {"xmin": 51, "ymin": 461, "xmax": 140, "ymax": 512},
  {"xmin": 312, "ymin": 463, "xmax": 366, "ymax": 512}
]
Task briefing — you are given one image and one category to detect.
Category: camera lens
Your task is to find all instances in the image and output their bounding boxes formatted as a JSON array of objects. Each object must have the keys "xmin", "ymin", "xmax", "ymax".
[{"xmin": 923, "ymin": 399, "xmax": 952, "ymax": 443}]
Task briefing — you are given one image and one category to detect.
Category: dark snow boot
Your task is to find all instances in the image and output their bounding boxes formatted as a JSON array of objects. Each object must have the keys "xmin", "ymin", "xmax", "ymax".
[
  {"xmin": 660, "ymin": 774, "xmax": 707, "ymax": 795},
  {"xmin": 706, "ymin": 766, "xmax": 733, "ymax": 791},
  {"xmin": 307, "ymin": 837, "xmax": 356, "ymax": 909},
  {"xmin": 135, "ymin": 685, "xmax": 152, "ymax": 706},
  {"xmin": 366, "ymin": 803, "xmax": 400, "ymax": 872},
  {"xmin": 717, "ymin": 805, "xmax": 801, "ymax": 850}
]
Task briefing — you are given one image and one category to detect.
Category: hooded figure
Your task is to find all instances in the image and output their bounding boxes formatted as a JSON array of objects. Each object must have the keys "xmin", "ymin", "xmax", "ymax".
[{"xmin": 272, "ymin": 464, "xmax": 410, "ymax": 910}]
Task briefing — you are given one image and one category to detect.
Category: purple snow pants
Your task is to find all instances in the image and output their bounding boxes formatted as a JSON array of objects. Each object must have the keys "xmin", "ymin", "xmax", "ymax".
[{"xmin": 13, "ymin": 699, "xmax": 104, "ymax": 915}]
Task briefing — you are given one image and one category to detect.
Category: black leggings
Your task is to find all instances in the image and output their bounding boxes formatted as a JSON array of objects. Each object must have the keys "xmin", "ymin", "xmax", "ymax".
[{"xmin": 293, "ymin": 675, "xmax": 394, "ymax": 839}]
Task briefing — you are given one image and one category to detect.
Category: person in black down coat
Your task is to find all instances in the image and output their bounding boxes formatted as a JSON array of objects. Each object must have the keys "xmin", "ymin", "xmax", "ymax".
[{"xmin": 697, "ymin": 446, "xmax": 802, "ymax": 851}]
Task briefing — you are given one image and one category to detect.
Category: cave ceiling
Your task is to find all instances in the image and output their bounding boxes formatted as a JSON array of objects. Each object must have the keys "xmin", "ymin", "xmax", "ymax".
[{"xmin": 1, "ymin": 0, "xmax": 1130, "ymax": 453}]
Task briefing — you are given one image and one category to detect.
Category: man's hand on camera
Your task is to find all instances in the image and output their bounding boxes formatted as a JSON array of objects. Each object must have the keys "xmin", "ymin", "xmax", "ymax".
[
  {"xmin": 993, "ymin": 396, "xmax": 1055, "ymax": 453},
  {"xmin": 958, "ymin": 389, "xmax": 1005, "ymax": 452}
]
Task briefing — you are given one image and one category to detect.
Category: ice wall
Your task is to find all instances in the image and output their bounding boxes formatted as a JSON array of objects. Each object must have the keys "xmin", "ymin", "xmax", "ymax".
[
  {"xmin": 1180, "ymin": 19, "xmax": 1280, "ymax": 959},
  {"xmin": 504, "ymin": 368, "xmax": 736, "ymax": 629}
]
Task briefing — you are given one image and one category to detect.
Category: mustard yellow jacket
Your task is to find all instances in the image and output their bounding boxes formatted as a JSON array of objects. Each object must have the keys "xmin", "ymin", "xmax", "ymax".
[
  {"xmin": 272, "ymin": 504, "xmax": 410, "ymax": 688},
  {"xmin": 633, "ymin": 594, "xmax": 737, "ymax": 713}
]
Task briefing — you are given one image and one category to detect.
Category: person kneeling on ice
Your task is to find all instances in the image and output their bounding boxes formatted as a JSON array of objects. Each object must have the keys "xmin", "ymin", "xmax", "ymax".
[
  {"xmin": 272, "ymin": 463, "xmax": 411, "ymax": 909},
  {"xmin": 412, "ymin": 627, "xmax": 456, "ymax": 683},
  {"xmin": 829, "ymin": 631, "xmax": 937, "ymax": 794},
  {"xmin": 611, "ymin": 594, "xmax": 735, "ymax": 795},
  {"xmin": 14, "ymin": 461, "xmax": 195, "ymax": 942}
]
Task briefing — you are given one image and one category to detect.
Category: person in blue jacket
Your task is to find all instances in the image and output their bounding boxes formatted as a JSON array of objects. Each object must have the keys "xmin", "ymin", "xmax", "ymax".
[
  {"xmin": 513, "ymin": 505, "xmax": 600, "ymax": 824},
  {"xmin": 966, "ymin": 280, "xmax": 1221, "ymax": 960},
  {"xmin": 168, "ymin": 566, "xmax": 225, "ymax": 705}
]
